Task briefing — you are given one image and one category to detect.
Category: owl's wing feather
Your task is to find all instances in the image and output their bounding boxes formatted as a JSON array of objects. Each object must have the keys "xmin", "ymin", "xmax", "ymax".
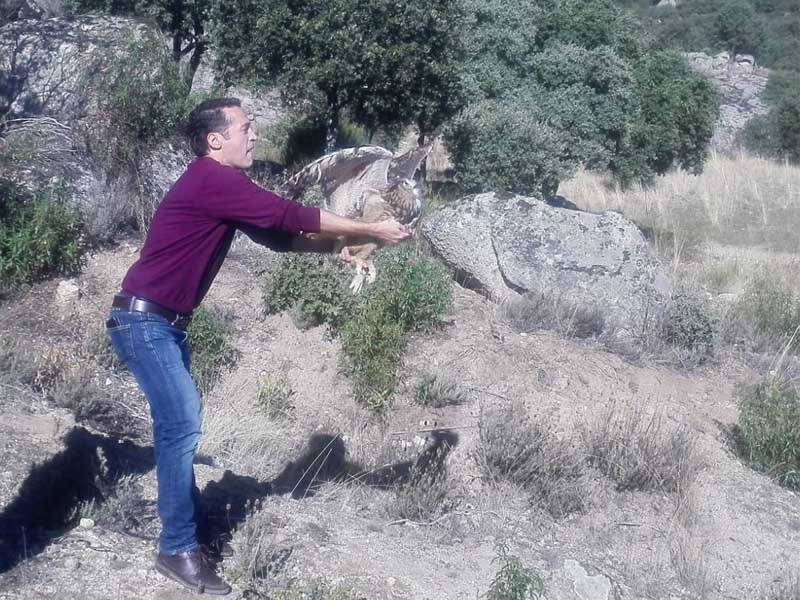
[
  {"xmin": 284, "ymin": 146, "xmax": 393, "ymax": 216},
  {"xmin": 388, "ymin": 144, "xmax": 432, "ymax": 182}
]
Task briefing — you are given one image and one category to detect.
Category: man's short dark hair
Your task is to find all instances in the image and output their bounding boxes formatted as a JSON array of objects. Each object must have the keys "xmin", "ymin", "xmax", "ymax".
[{"xmin": 187, "ymin": 97, "xmax": 242, "ymax": 156}]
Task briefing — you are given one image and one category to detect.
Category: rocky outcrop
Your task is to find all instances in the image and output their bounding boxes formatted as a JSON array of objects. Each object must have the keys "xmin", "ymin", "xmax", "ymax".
[
  {"xmin": 686, "ymin": 51, "xmax": 769, "ymax": 150},
  {"xmin": 421, "ymin": 193, "xmax": 671, "ymax": 336},
  {"xmin": 0, "ymin": 16, "xmax": 150, "ymax": 123}
]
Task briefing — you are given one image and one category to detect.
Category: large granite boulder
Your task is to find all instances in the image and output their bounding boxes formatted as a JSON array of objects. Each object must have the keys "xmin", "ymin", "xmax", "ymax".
[{"xmin": 421, "ymin": 193, "xmax": 671, "ymax": 336}]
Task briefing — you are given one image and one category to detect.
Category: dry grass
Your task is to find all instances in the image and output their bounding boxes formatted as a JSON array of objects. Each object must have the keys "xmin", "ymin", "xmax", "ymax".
[
  {"xmin": 559, "ymin": 151, "xmax": 800, "ymax": 270},
  {"xmin": 476, "ymin": 405, "xmax": 589, "ymax": 518},
  {"xmin": 414, "ymin": 371, "xmax": 468, "ymax": 408},
  {"xmin": 499, "ymin": 289, "xmax": 608, "ymax": 340},
  {"xmin": 581, "ymin": 401, "xmax": 701, "ymax": 495}
]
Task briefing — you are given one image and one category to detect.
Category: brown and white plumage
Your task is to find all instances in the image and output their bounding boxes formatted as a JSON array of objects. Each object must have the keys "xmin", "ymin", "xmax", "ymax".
[{"xmin": 284, "ymin": 144, "xmax": 430, "ymax": 292}]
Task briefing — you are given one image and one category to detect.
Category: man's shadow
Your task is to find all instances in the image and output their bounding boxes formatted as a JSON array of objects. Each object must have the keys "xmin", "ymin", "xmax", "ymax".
[
  {"xmin": 197, "ymin": 430, "xmax": 459, "ymax": 549},
  {"xmin": 0, "ymin": 427, "xmax": 458, "ymax": 573}
]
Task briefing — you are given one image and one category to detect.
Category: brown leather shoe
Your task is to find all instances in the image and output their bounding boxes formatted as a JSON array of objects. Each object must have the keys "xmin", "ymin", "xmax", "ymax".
[{"xmin": 155, "ymin": 548, "xmax": 232, "ymax": 595}]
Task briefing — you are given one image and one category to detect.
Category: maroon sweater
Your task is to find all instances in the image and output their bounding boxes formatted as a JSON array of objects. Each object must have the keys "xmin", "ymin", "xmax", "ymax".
[{"xmin": 121, "ymin": 157, "xmax": 321, "ymax": 314}]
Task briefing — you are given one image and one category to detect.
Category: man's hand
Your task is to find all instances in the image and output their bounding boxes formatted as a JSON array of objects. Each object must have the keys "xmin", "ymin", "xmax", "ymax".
[
  {"xmin": 367, "ymin": 219, "xmax": 411, "ymax": 246},
  {"xmin": 318, "ymin": 209, "xmax": 411, "ymax": 245}
]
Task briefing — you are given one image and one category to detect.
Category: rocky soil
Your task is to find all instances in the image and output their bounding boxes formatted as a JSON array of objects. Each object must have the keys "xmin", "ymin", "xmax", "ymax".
[{"xmin": 0, "ymin": 238, "xmax": 798, "ymax": 600}]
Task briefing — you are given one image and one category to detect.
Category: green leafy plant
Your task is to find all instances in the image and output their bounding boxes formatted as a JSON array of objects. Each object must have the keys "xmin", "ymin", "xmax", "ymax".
[
  {"xmin": 738, "ymin": 381, "xmax": 800, "ymax": 489},
  {"xmin": 340, "ymin": 246, "xmax": 452, "ymax": 410},
  {"xmin": 485, "ymin": 543, "xmax": 545, "ymax": 600},
  {"xmin": 664, "ymin": 291, "xmax": 719, "ymax": 363},
  {"xmin": 0, "ymin": 179, "xmax": 87, "ymax": 286},
  {"xmin": 262, "ymin": 254, "xmax": 355, "ymax": 331},
  {"xmin": 187, "ymin": 306, "xmax": 240, "ymax": 394},
  {"xmin": 725, "ymin": 274, "xmax": 800, "ymax": 352},
  {"xmin": 340, "ymin": 301, "xmax": 405, "ymax": 411}
]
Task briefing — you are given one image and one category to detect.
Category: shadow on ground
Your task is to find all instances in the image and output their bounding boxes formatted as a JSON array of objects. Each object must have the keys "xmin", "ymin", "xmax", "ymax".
[{"xmin": 0, "ymin": 427, "xmax": 458, "ymax": 573}]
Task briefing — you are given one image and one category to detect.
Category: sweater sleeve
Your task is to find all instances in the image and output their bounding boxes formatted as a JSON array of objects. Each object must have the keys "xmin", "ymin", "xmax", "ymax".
[{"xmin": 202, "ymin": 161, "xmax": 321, "ymax": 234}]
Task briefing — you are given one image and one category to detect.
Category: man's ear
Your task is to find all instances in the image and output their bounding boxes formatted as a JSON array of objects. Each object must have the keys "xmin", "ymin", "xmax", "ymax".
[{"xmin": 207, "ymin": 132, "xmax": 223, "ymax": 151}]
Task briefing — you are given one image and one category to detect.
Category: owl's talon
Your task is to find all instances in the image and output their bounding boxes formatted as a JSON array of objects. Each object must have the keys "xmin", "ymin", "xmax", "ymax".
[{"xmin": 350, "ymin": 272, "xmax": 365, "ymax": 294}]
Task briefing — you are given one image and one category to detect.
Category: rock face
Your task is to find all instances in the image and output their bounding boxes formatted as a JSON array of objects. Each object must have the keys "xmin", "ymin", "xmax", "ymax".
[
  {"xmin": 0, "ymin": 16, "xmax": 150, "ymax": 123},
  {"xmin": 0, "ymin": 17, "xmax": 194, "ymax": 237},
  {"xmin": 421, "ymin": 193, "xmax": 671, "ymax": 336},
  {"xmin": 686, "ymin": 51, "xmax": 769, "ymax": 150}
]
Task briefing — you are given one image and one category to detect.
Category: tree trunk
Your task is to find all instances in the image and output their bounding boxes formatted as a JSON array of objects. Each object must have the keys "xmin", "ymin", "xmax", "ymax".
[{"xmin": 325, "ymin": 102, "xmax": 339, "ymax": 154}]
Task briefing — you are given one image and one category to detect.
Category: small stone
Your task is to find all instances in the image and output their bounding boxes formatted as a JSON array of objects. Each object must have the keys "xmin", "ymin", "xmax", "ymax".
[
  {"xmin": 387, "ymin": 577, "xmax": 396, "ymax": 587},
  {"xmin": 79, "ymin": 518, "xmax": 95, "ymax": 529}
]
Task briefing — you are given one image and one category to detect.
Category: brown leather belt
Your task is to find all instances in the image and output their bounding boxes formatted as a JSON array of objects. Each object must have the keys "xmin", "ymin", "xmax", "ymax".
[{"xmin": 112, "ymin": 294, "xmax": 193, "ymax": 329}]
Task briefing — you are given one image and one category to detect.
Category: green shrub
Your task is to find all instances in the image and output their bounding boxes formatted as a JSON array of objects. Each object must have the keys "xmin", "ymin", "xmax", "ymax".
[
  {"xmin": 726, "ymin": 274, "xmax": 800, "ymax": 351},
  {"xmin": 738, "ymin": 381, "xmax": 800, "ymax": 489},
  {"xmin": 360, "ymin": 245, "xmax": 452, "ymax": 334},
  {"xmin": 340, "ymin": 247, "xmax": 452, "ymax": 410},
  {"xmin": 0, "ymin": 179, "xmax": 87, "ymax": 286},
  {"xmin": 262, "ymin": 254, "xmax": 355, "ymax": 331},
  {"xmin": 91, "ymin": 33, "xmax": 194, "ymax": 176},
  {"xmin": 340, "ymin": 301, "xmax": 405, "ymax": 411},
  {"xmin": 187, "ymin": 306, "xmax": 240, "ymax": 394},
  {"xmin": 485, "ymin": 543, "xmax": 545, "ymax": 600},
  {"xmin": 664, "ymin": 291, "xmax": 719, "ymax": 362}
]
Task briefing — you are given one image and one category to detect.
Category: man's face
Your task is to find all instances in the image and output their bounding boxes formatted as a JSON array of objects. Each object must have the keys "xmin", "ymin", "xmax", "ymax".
[{"xmin": 209, "ymin": 106, "xmax": 257, "ymax": 169}]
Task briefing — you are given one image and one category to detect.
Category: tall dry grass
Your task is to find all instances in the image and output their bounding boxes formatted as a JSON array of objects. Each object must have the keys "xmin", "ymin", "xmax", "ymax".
[{"xmin": 559, "ymin": 151, "xmax": 800, "ymax": 273}]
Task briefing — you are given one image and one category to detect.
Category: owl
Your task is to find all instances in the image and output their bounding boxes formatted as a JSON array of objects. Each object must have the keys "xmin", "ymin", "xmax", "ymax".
[{"xmin": 284, "ymin": 144, "xmax": 430, "ymax": 292}]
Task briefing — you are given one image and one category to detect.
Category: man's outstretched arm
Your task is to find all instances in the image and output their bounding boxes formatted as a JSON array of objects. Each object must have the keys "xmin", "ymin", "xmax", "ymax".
[{"xmin": 317, "ymin": 210, "xmax": 410, "ymax": 245}]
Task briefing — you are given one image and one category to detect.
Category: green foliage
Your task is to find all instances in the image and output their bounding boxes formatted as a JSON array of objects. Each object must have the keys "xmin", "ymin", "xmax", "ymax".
[
  {"xmin": 340, "ymin": 246, "xmax": 452, "ymax": 410},
  {"xmin": 738, "ymin": 381, "xmax": 800, "ymax": 488},
  {"xmin": 485, "ymin": 543, "xmax": 546, "ymax": 600},
  {"xmin": 262, "ymin": 254, "xmax": 355, "ymax": 331},
  {"xmin": 269, "ymin": 114, "xmax": 370, "ymax": 170},
  {"xmin": 187, "ymin": 306, "xmax": 240, "ymax": 394},
  {"xmin": 742, "ymin": 71, "xmax": 800, "ymax": 164},
  {"xmin": 340, "ymin": 301, "xmax": 405, "ymax": 411},
  {"xmin": 727, "ymin": 274, "xmax": 800, "ymax": 351},
  {"xmin": 361, "ymin": 245, "xmax": 452, "ymax": 334},
  {"xmin": 210, "ymin": 0, "xmax": 466, "ymax": 145},
  {"xmin": 445, "ymin": 96, "xmax": 576, "ymax": 198},
  {"xmin": 664, "ymin": 291, "xmax": 719, "ymax": 359},
  {"xmin": 92, "ymin": 34, "xmax": 194, "ymax": 175},
  {"xmin": 618, "ymin": 50, "xmax": 718, "ymax": 185},
  {"xmin": 0, "ymin": 179, "xmax": 87, "ymax": 286},
  {"xmin": 714, "ymin": 0, "xmax": 764, "ymax": 55},
  {"xmin": 262, "ymin": 246, "xmax": 451, "ymax": 411},
  {"xmin": 447, "ymin": 0, "xmax": 718, "ymax": 196}
]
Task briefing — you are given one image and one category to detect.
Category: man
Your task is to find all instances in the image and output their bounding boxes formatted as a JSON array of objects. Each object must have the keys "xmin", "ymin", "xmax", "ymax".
[{"xmin": 106, "ymin": 97, "xmax": 409, "ymax": 595}]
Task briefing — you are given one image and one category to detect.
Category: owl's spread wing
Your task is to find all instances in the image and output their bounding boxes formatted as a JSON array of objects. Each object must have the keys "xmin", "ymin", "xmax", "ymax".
[
  {"xmin": 284, "ymin": 146, "xmax": 393, "ymax": 217},
  {"xmin": 388, "ymin": 144, "xmax": 432, "ymax": 182}
]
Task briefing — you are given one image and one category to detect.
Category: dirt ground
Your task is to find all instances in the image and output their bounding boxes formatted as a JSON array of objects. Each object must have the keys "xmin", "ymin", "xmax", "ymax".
[{"xmin": 1, "ymin": 237, "xmax": 798, "ymax": 600}]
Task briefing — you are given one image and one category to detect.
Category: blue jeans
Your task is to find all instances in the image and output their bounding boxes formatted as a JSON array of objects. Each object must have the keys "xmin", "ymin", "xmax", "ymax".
[{"xmin": 106, "ymin": 308, "xmax": 202, "ymax": 555}]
